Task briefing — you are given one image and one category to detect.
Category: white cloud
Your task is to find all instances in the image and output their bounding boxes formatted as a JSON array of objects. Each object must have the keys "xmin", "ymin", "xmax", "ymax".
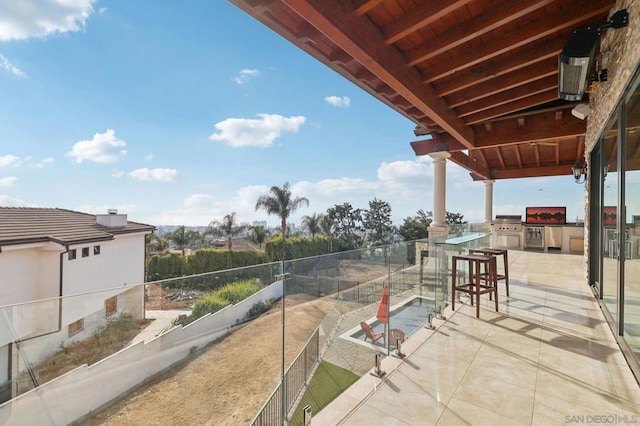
[
  {"xmin": 0, "ymin": 54, "xmax": 26, "ymax": 78},
  {"xmin": 67, "ymin": 129, "xmax": 127, "ymax": 164},
  {"xmin": 234, "ymin": 68, "xmax": 259, "ymax": 85},
  {"xmin": 144, "ymin": 153, "xmax": 154, "ymax": 161},
  {"xmin": 377, "ymin": 160, "xmax": 431, "ymax": 184},
  {"xmin": 0, "ymin": 194, "xmax": 24, "ymax": 205},
  {"xmin": 111, "ymin": 168, "xmax": 124, "ymax": 178},
  {"xmin": 35, "ymin": 157, "xmax": 54, "ymax": 168},
  {"xmin": 324, "ymin": 95, "xmax": 350, "ymax": 108},
  {"xmin": 209, "ymin": 113, "xmax": 306, "ymax": 147},
  {"xmin": 0, "ymin": 176, "xmax": 17, "ymax": 186},
  {"xmin": 99, "ymin": 7, "xmax": 107, "ymax": 14},
  {"xmin": 0, "ymin": 154, "xmax": 21, "ymax": 168},
  {"xmin": 127, "ymin": 168, "xmax": 178, "ymax": 182},
  {"xmin": 0, "ymin": 0, "xmax": 96, "ymax": 41}
]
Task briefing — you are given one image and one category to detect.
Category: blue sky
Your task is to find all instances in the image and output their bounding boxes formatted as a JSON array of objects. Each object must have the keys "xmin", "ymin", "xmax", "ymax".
[{"xmin": 0, "ymin": 1, "xmax": 587, "ymax": 228}]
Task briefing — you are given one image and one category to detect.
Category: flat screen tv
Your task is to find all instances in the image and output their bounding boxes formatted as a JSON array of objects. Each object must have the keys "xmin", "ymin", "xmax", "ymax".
[
  {"xmin": 603, "ymin": 206, "xmax": 617, "ymax": 227},
  {"xmin": 525, "ymin": 206, "xmax": 567, "ymax": 225}
]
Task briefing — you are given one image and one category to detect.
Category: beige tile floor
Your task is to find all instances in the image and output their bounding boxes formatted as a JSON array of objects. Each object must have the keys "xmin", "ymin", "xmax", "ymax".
[{"xmin": 314, "ymin": 250, "xmax": 640, "ymax": 425}]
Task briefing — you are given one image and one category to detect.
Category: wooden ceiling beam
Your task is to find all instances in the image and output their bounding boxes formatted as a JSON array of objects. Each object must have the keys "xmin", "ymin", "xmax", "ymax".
[
  {"xmin": 281, "ymin": 0, "xmax": 475, "ymax": 148},
  {"xmin": 354, "ymin": 0, "xmax": 384, "ymax": 16},
  {"xmin": 434, "ymin": 37, "xmax": 564, "ymax": 95},
  {"xmin": 410, "ymin": 134, "xmax": 467, "ymax": 156},
  {"xmin": 419, "ymin": 0, "xmax": 612, "ymax": 82},
  {"xmin": 404, "ymin": 0, "xmax": 553, "ymax": 65},
  {"xmin": 449, "ymin": 152, "xmax": 491, "ymax": 180},
  {"xmin": 383, "ymin": 0, "xmax": 472, "ymax": 45},
  {"xmin": 497, "ymin": 146, "xmax": 506, "ymax": 170},
  {"xmin": 447, "ymin": 58, "xmax": 557, "ymax": 108},
  {"xmin": 455, "ymin": 75, "xmax": 558, "ymax": 118},
  {"xmin": 474, "ymin": 112, "xmax": 586, "ymax": 148},
  {"xmin": 463, "ymin": 89, "xmax": 559, "ymax": 124},
  {"xmin": 492, "ymin": 164, "xmax": 574, "ymax": 180},
  {"xmin": 515, "ymin": 145, "xmax": 523, "ymax": 168}
]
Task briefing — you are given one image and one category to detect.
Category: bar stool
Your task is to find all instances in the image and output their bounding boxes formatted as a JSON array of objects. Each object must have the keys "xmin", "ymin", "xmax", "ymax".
[
  {"xmin": 451, "ymin": 254, "xmax": 498, "ymax": 318},
  {"xmin": 470, "ymin": 248, "xmax": 509, "ymax": 297}
]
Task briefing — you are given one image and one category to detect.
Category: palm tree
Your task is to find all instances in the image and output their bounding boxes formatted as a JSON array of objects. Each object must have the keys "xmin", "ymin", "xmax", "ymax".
[
  {"xmin": 145, "ymin": 233, "xmax": 168, "ymax": 257},
  {"xmin": 255, "ymin": 182, "xmax": 309, "ymax": 241},
  {"xmin": 320, "ymin": 214, "xmax": 335, "ymax": 252},
  {"xmin": 166, "ymin": 226, "xmax": 191, "ymax": 257},
  {"xmin": 302, "ymin": 213, "xmax": 323, "ymax": 238},
  {"xmin": 249, "ymin": 225, "xmax": 269, "ymax": 250},
  {"xmin": 207, "ymin": 212, "xmax": 246, "ymax": 251}
]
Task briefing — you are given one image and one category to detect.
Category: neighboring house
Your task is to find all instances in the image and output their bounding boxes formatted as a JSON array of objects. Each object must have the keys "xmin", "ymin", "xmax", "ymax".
[{"xmin": 0, "ymin": 207, "xmax": 154, "ymax": 397}]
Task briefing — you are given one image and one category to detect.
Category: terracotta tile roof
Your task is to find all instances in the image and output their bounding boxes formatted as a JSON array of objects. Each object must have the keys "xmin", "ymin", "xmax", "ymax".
[{"xmin": 0, "ymin": 207, "xmax": 155, "ymax": 247}]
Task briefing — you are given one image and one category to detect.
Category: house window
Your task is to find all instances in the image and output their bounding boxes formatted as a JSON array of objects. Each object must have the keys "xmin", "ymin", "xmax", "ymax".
[
  {"xmin": 68, "ymin": 319, "xmax": 84, "ymax": 337},
  {"xmin": 94, "ymin": 245, "xmax": 101, "ymax": 255},
  {"xmin": 68, "ymin": 249, "xmax": 77, "ymax": 260},
  {"xmin": 82, "ymin": 247, "xmax": 89, "ymax": 257},
  {"xmin": 105, "ymin": 296, "xmax": 117, "ymax": 317}
]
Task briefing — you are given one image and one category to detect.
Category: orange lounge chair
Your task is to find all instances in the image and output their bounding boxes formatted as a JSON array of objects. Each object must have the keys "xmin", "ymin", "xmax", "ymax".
[{"xmin": 360, "ymin": 321, "xmax": 384, "ymax": 344}]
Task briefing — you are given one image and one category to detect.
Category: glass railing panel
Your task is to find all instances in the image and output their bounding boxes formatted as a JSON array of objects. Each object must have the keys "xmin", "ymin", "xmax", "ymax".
[
  {"xmin": 2, "ymin": 238, "xmax": 494, "ymax": 425},
  {"xmin": 280, "ymin": 240, "xmax": 439, "ymax": 424},
  {"xmin": 0, "ymin": 261, "xmax": 285, "ymax": 424}
]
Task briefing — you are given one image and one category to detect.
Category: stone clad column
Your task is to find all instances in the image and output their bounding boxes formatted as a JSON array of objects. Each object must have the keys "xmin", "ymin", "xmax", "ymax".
[
  {"xmin": 484, "ymin": 179, "xmax": 495, "ymax": 224},
  {"xmin": 428, "ymin": 151, "xmax": 451, "ymax": 237}
]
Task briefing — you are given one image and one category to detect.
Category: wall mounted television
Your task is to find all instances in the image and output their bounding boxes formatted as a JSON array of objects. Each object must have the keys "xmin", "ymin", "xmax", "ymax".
[{"xmin": 525, "ymin": 206, "xmax": 567, "ymax": 225}]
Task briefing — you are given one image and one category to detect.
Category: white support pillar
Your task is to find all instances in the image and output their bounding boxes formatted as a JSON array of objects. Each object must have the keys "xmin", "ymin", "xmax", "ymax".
[
  {"xmin": 428, "ymin": 151, "xmax": 451, "ymax": 238},
  {"xmin": 484, "ymin": 180, "xmax": 495, "ymax": 224}
]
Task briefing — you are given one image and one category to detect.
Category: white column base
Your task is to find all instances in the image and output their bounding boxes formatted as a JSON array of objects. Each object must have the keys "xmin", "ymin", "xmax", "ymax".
[{"xmin": 428, "ymin": 223, "xmax": 450, "ymax": 238}]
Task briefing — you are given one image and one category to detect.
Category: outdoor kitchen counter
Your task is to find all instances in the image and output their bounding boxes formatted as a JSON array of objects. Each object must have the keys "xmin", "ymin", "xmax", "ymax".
[
  {"xmin": 492, "ymin": 223, "xmax": 585, "ymax": 253},
  {"xmin": 523, "ymin": 223, "xmax": 585, "ymax": 254}
]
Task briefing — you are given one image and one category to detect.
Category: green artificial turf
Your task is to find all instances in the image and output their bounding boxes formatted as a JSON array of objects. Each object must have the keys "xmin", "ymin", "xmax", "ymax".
[{"xmin": 289, "ymin": 361, "xmax": 360, "ymax": 425}]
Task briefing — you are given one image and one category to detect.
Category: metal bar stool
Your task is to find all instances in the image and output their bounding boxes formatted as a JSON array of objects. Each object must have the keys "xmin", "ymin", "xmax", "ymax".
[
  {"xmin": 470, "ymin": 248, "xmax": 509, "ymax": 297},
  {"xmin": 451, "ymin": 254, "xmax": 498, "ymax": 318}
]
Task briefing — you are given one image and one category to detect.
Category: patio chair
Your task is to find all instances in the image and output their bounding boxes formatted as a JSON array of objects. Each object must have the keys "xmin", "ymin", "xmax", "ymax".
[
  {"xmin": 389, "ymin": 328, "xmax": 406, "ymax": 348},
  {"xmin": 360, "ymin": 321, "xmax": 384, "ymax": 344}
]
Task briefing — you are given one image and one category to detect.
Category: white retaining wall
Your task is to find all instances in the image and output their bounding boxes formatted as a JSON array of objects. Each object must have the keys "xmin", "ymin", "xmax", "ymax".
[{"xmin": 0, "ymin": 280, "xmax": 283, "ymax": 426}]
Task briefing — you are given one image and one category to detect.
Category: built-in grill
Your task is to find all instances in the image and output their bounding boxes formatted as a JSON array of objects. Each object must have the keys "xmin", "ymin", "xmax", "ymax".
[{"xmin": 494, "ymin": 215, "xmax": 522, "ymax": 249}]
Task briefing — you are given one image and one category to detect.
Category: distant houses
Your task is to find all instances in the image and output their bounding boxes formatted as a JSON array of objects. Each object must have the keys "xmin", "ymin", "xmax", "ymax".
[{"xmin": 0, "ymin": 207, "xmax": 154, "ymax": 398}]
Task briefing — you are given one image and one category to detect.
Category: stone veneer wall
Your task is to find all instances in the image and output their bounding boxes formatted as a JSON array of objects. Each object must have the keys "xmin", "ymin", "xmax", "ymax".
[{"xmin": 583, "ymin": 0, "xmax": 640, "ymax": 281}]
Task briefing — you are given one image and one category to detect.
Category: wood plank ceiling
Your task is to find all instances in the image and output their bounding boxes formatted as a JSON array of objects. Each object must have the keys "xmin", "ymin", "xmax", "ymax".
[{"xmin": 229, "ymin": 0, "xmax": 617, "ymax": 181}]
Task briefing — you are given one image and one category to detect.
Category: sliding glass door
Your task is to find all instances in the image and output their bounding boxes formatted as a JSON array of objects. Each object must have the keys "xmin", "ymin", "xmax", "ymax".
[{"xmin": 623, "ymin": 74, "xmax": 640, "ymax": 363}]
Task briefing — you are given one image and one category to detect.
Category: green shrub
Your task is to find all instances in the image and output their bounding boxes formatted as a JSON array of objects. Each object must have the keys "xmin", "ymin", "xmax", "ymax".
[
  {"xmin": 191, "ymin": 294, "xmax": 231, "ymax": 319},
  {"xmin": 246, "ymin": 298, "xmax": 274, "ymax": 320},
  {"xmin": 214, "ymin": 279, "xmax": 261, "ymax": 304},
  {"xmin": 173, "ymin": 278, "xmax": 265, "ymax": 326}
]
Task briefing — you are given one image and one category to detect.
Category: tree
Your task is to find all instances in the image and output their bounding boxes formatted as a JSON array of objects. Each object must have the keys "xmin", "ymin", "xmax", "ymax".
[
  {"xmin": 249, "ymin": 225, "xmax": 269, "ymax": 250},
  {"xmin": 255, "ymin": 181, "xmax": 309, "ymax": 241},
  {"xmin": 327, "ymin": 202, "xmax": 364, "ymax": 248},
  {"xmin": 166, "ymin": 226, "xmax": 192, "ymax": 257},
  {"xmin": 320, "ymin": 214, "xmax": 335, "ymax": 252},
  {"xmin": 363, "ymin": 198, "xmax": 395, "ymax": 245},
  {"xmin": 206, "ymin": 212, "xmax": 247, "ymax": 251},
  {"xmin": 146, "ymin": 233, "xmax": 168, "ymax": 257},
  {"xmin": 397, "ymin": 209, "xmax": 432, "ymax": 241},
  {"xmin": 446, "ymin": 211, "xmax": 468, "ymax": 234},
  {"xmin": 301, "ymin": 213, "xmax": 323, "ymax": 238}
]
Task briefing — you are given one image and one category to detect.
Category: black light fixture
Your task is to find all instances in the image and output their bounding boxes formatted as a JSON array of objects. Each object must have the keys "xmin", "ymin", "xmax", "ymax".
[
  {"xmin": 559, "ymin": 9, "xmax": 629, "ymax": 101},
  {"xmin": 572, "ymin": 160, "xmax": 587, "ymax": 184}
]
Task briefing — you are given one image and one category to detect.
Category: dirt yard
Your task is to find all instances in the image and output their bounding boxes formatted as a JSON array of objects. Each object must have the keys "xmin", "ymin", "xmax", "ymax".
[{"xmin": 81, "ymin": 294, "xmax": 335, "ymax": 425}]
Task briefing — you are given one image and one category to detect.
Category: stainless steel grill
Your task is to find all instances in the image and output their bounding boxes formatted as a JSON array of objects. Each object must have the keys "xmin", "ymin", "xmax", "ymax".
[
  {"xmin": 494, "ymin": 215, "xmax": 522, "ymax": 249},
  {"xmin": 494, "ymin": 215, "xmax": 523, "ymax": 232}
]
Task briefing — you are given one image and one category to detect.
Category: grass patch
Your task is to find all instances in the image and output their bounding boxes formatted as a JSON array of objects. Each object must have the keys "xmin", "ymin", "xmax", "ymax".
[{"xmin": 289, "ymin": 361, "xmax": 360, "ymax": 425}]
